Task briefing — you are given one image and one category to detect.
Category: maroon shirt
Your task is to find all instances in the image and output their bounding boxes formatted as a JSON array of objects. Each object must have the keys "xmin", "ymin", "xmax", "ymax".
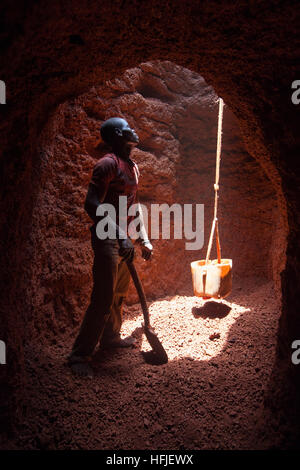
[{"xmin": 90, "ymin": 153, "xmax": 139, "ymax": 231}]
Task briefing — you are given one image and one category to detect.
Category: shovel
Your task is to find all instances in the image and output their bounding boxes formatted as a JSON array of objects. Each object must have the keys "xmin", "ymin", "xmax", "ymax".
[{"xmin": 126, "ymin": 261, "xmax": 168, "ymax": 365}]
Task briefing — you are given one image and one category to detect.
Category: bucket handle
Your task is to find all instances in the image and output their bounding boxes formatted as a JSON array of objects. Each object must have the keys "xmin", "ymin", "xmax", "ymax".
[{"xmin": 205, "ymin": 217, "xmax": 221, "ymax": 265}]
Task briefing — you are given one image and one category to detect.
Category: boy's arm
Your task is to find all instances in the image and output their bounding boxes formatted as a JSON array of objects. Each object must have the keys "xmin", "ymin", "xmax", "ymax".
[
  {"xmin": 135, "ymin": 193, "xmax": 153, "ymax": 261},
  {"xmin": 84, "ymin": 184, "xmax": 127, "ymax": 240}
]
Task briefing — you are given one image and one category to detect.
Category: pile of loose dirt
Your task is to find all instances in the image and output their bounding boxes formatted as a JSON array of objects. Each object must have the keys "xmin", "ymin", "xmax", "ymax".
[{"xmin": 10, "ymin": 277, "xmax": 281, "ymax": 450}]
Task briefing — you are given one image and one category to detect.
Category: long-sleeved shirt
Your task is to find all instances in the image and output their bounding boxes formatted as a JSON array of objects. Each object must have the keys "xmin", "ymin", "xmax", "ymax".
[{"xmin": 89, "ymin": 153, "xmax": 139, "ymax": 232}]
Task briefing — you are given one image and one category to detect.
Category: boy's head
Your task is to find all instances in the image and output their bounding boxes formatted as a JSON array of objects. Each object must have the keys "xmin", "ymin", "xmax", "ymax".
[{"xmin": 100, "ymin": 117, "xmax": 139, "ymax": 146}]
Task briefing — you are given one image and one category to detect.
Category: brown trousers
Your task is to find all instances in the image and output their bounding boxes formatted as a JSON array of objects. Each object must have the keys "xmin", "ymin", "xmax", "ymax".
[{"xmin": 71, "ymin": 226, "xmax": 131, "ymax": 357}]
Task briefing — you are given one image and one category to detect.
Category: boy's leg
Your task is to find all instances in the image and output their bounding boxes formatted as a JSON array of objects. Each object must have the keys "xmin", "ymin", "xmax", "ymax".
[
  {"xmin": 101, "ymin": 257, "xmax": 133, "ymax": 346},
  {"xmin": 69, "ymin": 235, "xmax": 119, "ymax": 360}
]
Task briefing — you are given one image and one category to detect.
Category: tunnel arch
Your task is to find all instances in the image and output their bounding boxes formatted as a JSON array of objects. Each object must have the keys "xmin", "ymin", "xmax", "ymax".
[
  {"xmin": 1, "ymin": 0, "xmax": 299, "ymax": 444},
  {"xmin": 29, "ymin": 60, "xmax": 287, "ymax": 337}
]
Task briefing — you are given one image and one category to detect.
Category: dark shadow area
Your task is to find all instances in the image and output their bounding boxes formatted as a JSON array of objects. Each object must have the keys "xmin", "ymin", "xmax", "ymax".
[
  {"xmin": 192, "ymin": 301, "xmax": 231, "ymax": 319},
  {"xmin": 93, "ymin": 325, "xmax": 168, "ymax": 369},
  {"xmin": 92, "ymin": 326, "xmax": 143, "ymax": 371}
]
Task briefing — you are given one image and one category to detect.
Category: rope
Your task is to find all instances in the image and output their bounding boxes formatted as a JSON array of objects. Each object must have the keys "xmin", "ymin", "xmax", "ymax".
[{"xmin": 205, "ymin": 98, "xmax": 224, "ymax": 265}]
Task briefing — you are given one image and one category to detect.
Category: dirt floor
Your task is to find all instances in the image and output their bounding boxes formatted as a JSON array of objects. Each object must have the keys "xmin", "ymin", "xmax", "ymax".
[{"xmin": 7, "ymin": 277, "xmax": 282, "ymax": 450}]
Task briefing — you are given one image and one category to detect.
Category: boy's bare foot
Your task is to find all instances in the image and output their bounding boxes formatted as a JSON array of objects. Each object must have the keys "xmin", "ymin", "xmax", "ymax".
[{"xmin": 101, "ymin": 335, "xmax": 137, "ymax": 349}]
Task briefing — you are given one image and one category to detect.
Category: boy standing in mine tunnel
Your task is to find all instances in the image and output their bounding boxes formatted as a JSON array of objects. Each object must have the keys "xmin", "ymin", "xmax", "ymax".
[{"xmin": 68, "ymin": 117, "xmax": 153, "ymax": 376}]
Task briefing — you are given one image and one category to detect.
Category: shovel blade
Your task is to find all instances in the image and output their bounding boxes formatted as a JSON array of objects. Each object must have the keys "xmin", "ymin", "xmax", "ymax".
[{"xmin": 144, "ymin": 326, "xmax": 168, "ymax": 365}]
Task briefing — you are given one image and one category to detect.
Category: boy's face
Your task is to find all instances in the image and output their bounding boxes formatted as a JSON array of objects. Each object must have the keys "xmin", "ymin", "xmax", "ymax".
[{"xmin": 116, "ymin": 120, "xmax": 139, "ymax": 145}]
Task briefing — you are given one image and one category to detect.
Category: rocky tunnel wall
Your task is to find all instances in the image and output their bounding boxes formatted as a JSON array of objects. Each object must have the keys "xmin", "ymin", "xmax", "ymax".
[{"xmin": 0, "ymin": 0, "xmax": 299, "ymax": 440}]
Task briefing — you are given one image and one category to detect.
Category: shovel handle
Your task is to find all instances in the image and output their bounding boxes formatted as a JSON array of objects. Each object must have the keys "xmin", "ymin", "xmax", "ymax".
[{"xmin": 126, "ymin": 261, "xmax": 150, "ymax": 328}]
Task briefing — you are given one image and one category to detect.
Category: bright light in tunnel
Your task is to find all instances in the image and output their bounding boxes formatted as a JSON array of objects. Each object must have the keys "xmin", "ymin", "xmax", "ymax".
[{"xmin": 122, "ymin": 294, "xmax": 251, "ymax": 362}]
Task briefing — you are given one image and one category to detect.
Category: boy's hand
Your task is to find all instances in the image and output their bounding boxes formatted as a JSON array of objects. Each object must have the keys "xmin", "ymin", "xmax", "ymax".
[{"xmin": 141, "ymin": 240, "xmax": 153, "ymax": 261}]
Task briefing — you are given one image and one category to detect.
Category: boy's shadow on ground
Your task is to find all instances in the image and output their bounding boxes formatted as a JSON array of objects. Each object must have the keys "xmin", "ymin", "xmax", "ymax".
[
  {"xmin": 192, "ymin": 301, "xmax": 231, "ymax": 319},
  {"xmin": 92, "ymin": 324, "xmax": 168, "ymax": 372}
]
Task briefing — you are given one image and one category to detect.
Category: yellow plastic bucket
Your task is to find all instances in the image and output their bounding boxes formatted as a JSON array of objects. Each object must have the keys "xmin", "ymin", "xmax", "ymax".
[{"xmin": 190, "ymin": 258, "xmax": 232, "ymax": 299}]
